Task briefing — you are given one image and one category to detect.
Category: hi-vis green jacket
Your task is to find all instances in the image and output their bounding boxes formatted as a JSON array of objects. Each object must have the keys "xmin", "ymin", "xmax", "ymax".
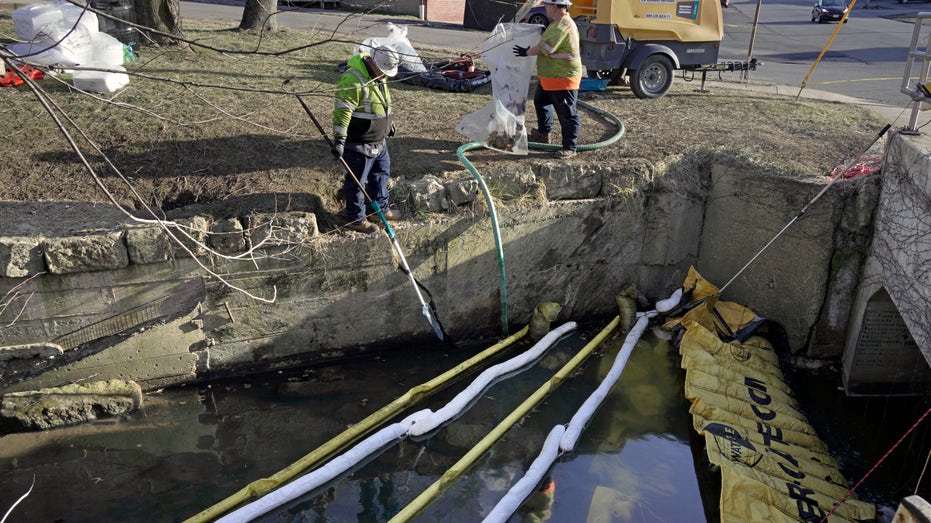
[
  {"xmin": 537, "ymin": 13, "xmax": 582, "ymax": 85},
  {"xmin": 332, "ymin": 53, "xmax": 393, "ymax": 144}
]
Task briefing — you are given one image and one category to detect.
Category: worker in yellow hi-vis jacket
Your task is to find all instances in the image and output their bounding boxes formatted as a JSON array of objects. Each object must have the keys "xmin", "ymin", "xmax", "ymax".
[{"xmin": 331, "ymin": 45, "xmax": 402, "ymax": 234}]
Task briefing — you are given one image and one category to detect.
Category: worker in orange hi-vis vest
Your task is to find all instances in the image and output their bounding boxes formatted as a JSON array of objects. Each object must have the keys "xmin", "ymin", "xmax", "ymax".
[{"xmin": 512, "ymin": 0, "xmax": 583, "ymax": 160}]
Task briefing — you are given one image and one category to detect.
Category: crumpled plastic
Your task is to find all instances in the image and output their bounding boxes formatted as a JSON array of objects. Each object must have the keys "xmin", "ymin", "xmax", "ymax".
[
  {"xmin": 455, "ymin": 23, "xmax": 541, "ymax": 155},
  {"xmin": 355, "ymin": 22, "xmax": 427, "ymax": 73},
  {"xmin": 829, "ymin": 155, "xmax": 882, "ymax": 180}
]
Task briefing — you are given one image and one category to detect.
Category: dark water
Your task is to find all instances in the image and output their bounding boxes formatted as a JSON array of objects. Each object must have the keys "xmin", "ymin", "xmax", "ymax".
[
  {"xmin": 783, "ymin": 364, "xmax": 931, "ymax": 522},
  {"xmin": 0, "ymin": 325, "xmax": 927, "ymax": 522},
  {"xmin": 0, "ymin": 327, "xmax": 703, "ymax": 522}
]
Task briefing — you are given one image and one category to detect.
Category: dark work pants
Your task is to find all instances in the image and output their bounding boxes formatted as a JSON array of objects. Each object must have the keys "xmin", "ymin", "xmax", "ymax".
[
  {"xmin": 343, "ymin": 146, "xmax": 391, "ymax": 224},
  {"xmin": 534, "ymin": 84, "xmax": 581, "ymax": 151}
]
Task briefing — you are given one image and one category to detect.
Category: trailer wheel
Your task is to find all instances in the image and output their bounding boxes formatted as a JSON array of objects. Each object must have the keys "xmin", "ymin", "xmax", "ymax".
[
  {"xmin": 629, "ymin": 55, "xmax": 674, "ymax": 99},
  {"xmin": 527, "ymin": 12, "xmax": 548, "ymax": 25}
]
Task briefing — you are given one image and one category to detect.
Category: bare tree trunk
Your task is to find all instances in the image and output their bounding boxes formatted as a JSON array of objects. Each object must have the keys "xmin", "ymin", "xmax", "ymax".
[
  {"xmin": 134, "ymin": 0, "xmax": 184, "ymax": 46},
  {"xmin": 240, "ymin": 0, "xmax": 280, "ymax": 33}
]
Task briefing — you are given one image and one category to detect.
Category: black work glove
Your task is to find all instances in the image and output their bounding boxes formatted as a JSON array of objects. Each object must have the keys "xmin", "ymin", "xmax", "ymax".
[
  {"xmin": 389, "ymin": 122, "xmax": 397, "ymax": 137},
  {"xmin": 513, "ymin": 45, "xmax": 530, "ymax": 57},
  {"xmin": 331, "ymin": 137, "xmax": 345, "ymax": 159}
]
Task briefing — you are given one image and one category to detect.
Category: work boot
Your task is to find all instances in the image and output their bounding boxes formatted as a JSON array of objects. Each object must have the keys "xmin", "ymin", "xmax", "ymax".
[
  {"xmin": 366, "ymin": 209, "xmax": 401, "ymax": 223},
  {"xmin": 529, "ymin": 128, "xmax": 550, "ymax": 144},
  {"xmin": 553, "ymin": 148, "xmax": 577, "ymax": 159},
  {"xmin": 346, "ymin": 221, "xmax": 378, "ymax": 234}
]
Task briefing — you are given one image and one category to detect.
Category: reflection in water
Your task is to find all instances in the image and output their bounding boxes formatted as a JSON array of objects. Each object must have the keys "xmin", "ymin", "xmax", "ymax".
[{"xmin": 0, "ymin": 329, "xmax": 697, "ymax": 522}]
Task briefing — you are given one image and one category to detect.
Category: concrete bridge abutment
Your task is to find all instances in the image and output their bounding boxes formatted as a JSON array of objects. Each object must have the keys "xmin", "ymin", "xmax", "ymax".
[{"xmin": 843, "ymin": 132, "xmax": 931, "ymax": 395}]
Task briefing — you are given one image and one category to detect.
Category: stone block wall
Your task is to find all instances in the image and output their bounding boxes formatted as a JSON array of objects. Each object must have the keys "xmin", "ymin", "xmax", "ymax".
[{"xmin": 0, "ymin": 154, "xmax": 881, "ymax": 392}]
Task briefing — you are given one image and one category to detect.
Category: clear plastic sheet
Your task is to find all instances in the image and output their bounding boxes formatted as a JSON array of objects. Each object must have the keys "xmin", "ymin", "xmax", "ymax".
[{"xmin": 456, "ymin": 23, "xmax": 542, "ymax": 155}]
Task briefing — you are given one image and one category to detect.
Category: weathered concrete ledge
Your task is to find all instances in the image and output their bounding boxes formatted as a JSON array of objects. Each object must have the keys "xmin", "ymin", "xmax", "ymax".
[
  {"xmin": 0, "ymin": 150, "xmax": 892, "ymax": 393},
  {"xmin": 1, "ymin": 379, "xmax": 142, "ymax": 429}
]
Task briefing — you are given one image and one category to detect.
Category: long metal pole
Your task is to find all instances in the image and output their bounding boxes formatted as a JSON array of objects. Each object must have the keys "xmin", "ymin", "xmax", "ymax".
[
  {"xmin": 718, "ymin": 123, "xmax": 890, "ymax": 294},
  {"xmin": 296, "ymin": 95, "xmax": 447, "ymax": 341}
]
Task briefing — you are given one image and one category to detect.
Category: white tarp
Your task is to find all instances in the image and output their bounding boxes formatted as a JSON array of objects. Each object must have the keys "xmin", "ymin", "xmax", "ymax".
[
  {"xmin": 354, "ymin": 23, "xmax": 427, "ymax": 73},
  {"xmin": 9, "ymin": 1, "xmax": 128, "ymax": 92}
]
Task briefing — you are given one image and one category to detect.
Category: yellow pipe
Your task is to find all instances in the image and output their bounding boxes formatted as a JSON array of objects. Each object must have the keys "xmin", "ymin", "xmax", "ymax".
[
  {"xmin": 388, "ymin": 316, "xmax": 621, "ymax": 522},
  {"xmin": 185, "ymin": 325, "xmax": 530, "ymax": 523},
  {"xmin": 797, "ymin": 0, "xmax": 858, "ymax": 97}
]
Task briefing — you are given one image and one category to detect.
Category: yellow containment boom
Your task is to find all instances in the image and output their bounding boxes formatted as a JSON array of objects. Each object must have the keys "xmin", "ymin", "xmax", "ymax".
[
  {"xmin": 667, "ymin": 268, "xmax": 876, "ymax": 523},
  {"xmin": 388, "ymin": 316, "xmax": 622, "ymax": 522},
  {"xmin": 184, "ymin": 326, "xmax": 530, "ymax": 523}
]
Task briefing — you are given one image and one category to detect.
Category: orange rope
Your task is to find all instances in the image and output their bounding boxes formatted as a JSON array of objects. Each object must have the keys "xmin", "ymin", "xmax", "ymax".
[{"xmin": 819, "ymin": 404, "xmax": 931, "ymax": 523}]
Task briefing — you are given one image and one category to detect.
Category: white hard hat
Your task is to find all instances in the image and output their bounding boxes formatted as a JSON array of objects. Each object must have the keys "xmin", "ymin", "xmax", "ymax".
[
  {"xmin": 371, "ymin": 45, "xmax": 400, "ymax": 78},
  {"xmin": 542, "ymin": 0, "xmax": 572, "ymax": 6}
]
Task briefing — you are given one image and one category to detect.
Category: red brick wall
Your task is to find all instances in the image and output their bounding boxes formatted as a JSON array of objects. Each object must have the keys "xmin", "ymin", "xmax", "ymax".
[{"xmin": 426, "ymin": 0, "xmax": 465, "ymax": 23}]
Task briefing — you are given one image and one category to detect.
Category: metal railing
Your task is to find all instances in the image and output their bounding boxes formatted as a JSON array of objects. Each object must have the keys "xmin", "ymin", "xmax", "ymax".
[{"xmin": 900, "ymin": 12, "xmax": 931, "ymax": 133}]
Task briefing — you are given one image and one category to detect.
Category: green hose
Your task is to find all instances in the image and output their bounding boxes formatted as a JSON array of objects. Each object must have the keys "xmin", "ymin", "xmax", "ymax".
[{"xmin": 456, "ymin": 99, "xmax": 626, "ymax": 337}]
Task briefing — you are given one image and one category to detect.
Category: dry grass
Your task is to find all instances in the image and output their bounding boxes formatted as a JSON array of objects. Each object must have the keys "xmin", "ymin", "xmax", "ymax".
[{"xmin": 0, "ymin": 14, "xmax": 881, "ymax": 224}]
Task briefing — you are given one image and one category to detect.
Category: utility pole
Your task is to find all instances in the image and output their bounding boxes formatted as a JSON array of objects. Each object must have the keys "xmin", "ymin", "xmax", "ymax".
[{"xmin": 745, "ymin": 0, "xmax": 763, "ymax": 81}]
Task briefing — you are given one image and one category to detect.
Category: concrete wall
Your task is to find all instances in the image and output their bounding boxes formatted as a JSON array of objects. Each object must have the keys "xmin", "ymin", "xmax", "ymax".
[
  {"xmin": 340, "ymin": 0, "xmax": 464, "ymax": 23},
  {"xmin": 843, "ymin": 133, "xmax": 931, "ymax": 395},
  {"xmin": 695, "ymin": 163, "xmax": 879, "ymax": 356},
  {"xmin": 0, "ymin": 154, "xmax": 883, "ymax": 393}
]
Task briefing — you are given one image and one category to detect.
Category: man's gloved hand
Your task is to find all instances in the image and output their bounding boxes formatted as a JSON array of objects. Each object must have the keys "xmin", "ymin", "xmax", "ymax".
[
  {"xmin": 331, "ymin": 137, "xmax": 345, "ymax": 159},
  {"xmin": 513, "ymin": 45, "xmax": 530, "ymax": 57},
  {"xmin": 389, "ymin": 122, "xmax": 397, "ymax": 137}
]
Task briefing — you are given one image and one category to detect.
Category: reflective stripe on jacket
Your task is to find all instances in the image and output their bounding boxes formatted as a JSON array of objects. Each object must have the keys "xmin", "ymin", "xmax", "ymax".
[
  {"xmin": 333, "ymin": 54, "xmax": 393, "ymax": 143},
  {"xmin": 537, "ymin": 13, "xmax": 582, "ymax": 82}
]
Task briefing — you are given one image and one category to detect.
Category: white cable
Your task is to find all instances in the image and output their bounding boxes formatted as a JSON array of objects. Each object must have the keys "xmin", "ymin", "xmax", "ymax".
[
  {"xmin": 408, "ymin": 321, "xmax": 578, "ymax": 437},
  {"xmin": 481, "ymin": 425, "xmax": 565, "ymax": 523}
]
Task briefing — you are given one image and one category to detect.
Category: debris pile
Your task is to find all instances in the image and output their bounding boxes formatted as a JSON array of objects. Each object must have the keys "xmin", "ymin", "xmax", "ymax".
[{"xmin": 6, "ymin": 1, "xmax": 130, "ymax": 92}]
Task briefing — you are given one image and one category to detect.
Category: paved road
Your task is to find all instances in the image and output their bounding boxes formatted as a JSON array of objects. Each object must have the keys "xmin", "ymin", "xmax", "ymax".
[
  {"xmin": 180, "ymin": 1, "xmax": 492, "ymax": 53},
  {"xmin": 717, "ymin": 0, "xmax": 928, "ymax": 107}
]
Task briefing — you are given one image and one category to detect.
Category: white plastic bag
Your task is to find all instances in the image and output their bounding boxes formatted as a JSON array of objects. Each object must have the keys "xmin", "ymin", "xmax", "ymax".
[
  {"xmin": 354, "ymin": 23, "xmax": 427, "ymax": 73},
  {"xmin": 455, "ymin": 23, "xmax": 541, "ymax": 155},
  {"xmin": 88, "ymin": 31, "xmax": 124, "ymax": 67},
  {"xmin": 455, "ymin": 98, "xmax": 529, "ymax": 154},
  {"xmin": 7, "ymin": 40, "xmax": 81, "ymax": 68},
  {"xmin": 58, "ymin": 1, "xmax": 99, "ymax": 34},
  {"xmin": 72, "ymin": 65, "xmax": 129, "ymax": 92},
  {"xmin": 12, "ymin": 3, "xmax": 61, "ymax": 41}
]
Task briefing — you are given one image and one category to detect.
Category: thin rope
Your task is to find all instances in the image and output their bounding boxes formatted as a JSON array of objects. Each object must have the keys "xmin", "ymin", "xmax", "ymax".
[
  {"xmin": 915, "ymin": 446, "xmax": 931, "ymax": 496},
  {"xmin": 718, "ymin": 123, "xmax": 890, "ymax": 295},
  {"xmin": 819, "ymin": 404, "xmax": 931, "ymax": 523}
]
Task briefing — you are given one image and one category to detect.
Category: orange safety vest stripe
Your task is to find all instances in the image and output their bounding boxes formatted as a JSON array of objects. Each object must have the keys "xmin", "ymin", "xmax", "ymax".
[{"xmin": 540, "ymin": 76, "xmax": 581, "ymax": 90}]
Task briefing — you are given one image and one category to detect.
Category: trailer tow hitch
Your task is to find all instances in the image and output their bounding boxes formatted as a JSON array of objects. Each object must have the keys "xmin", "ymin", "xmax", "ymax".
[{"xmin": 683, "ymin": 58, "xmax": 763, "ymax": 92}]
